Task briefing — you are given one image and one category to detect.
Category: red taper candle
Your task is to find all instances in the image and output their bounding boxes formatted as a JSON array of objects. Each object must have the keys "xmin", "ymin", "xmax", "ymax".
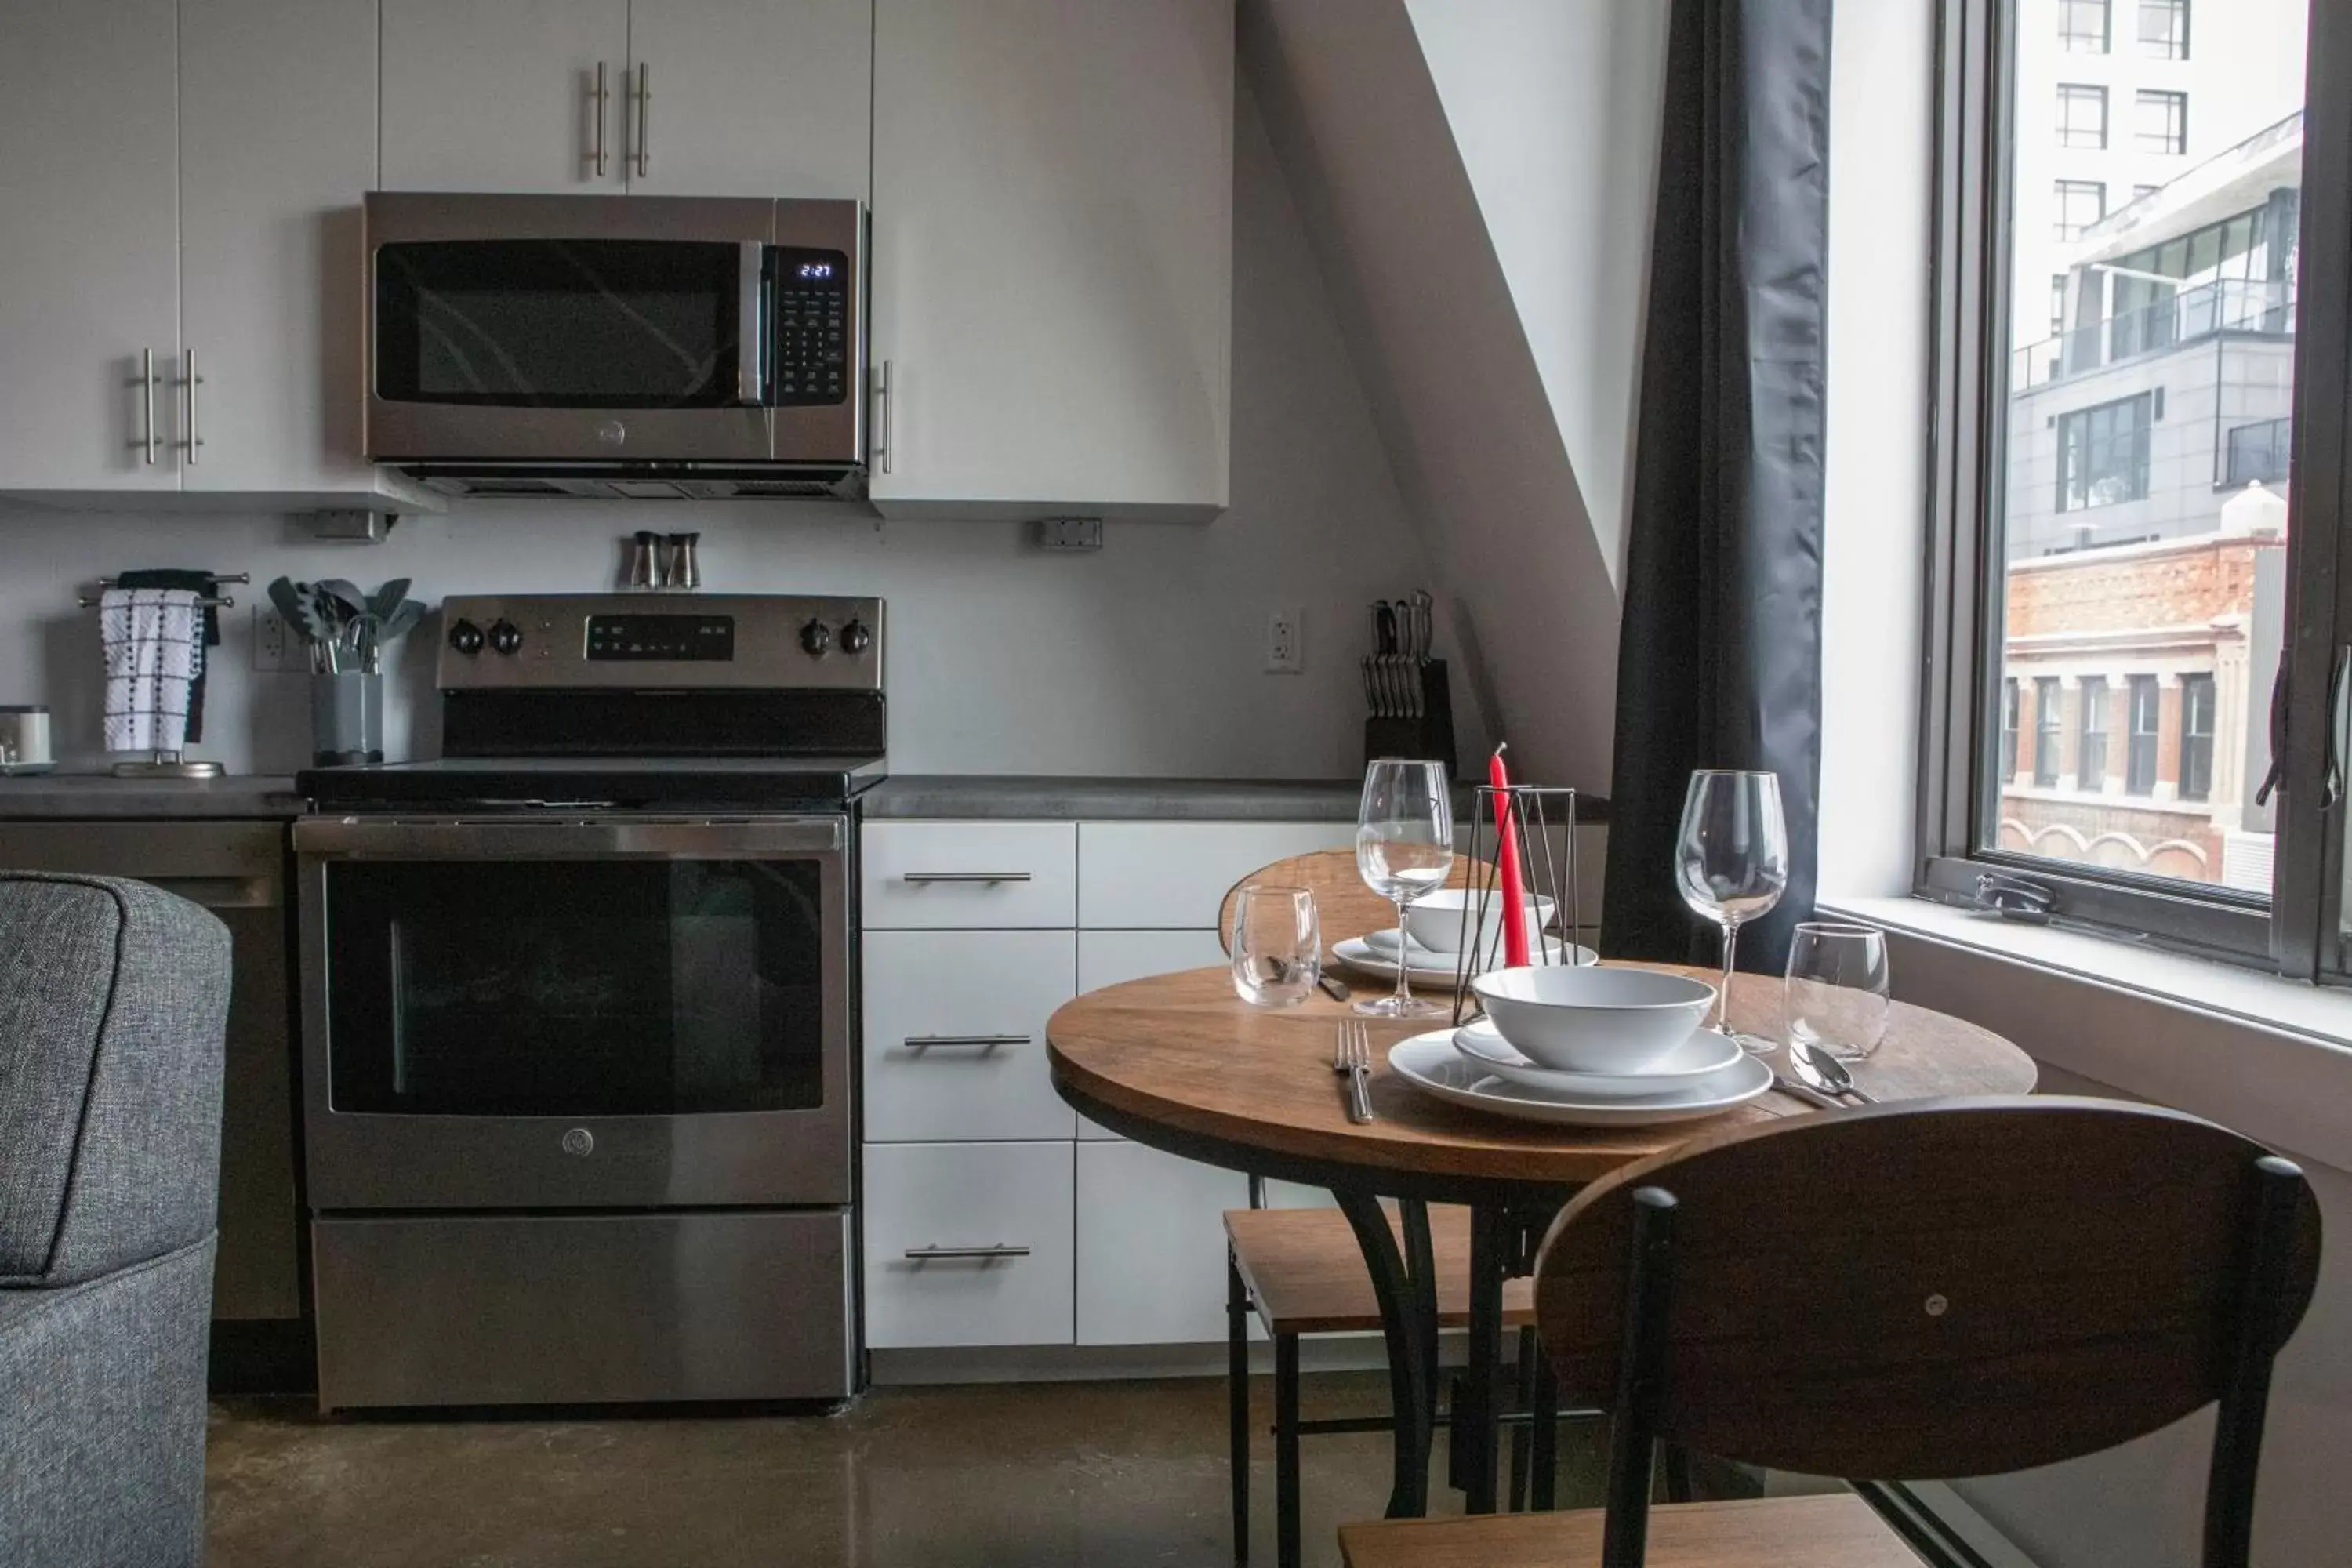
[{"xmin": 1489, "ymin": 745, "xmax": 1530, "ymax": 967}]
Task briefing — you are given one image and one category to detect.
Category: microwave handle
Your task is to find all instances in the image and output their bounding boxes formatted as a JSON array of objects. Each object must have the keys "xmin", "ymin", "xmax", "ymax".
[{"xmin": 738, "ymin": 242, "xmax": 768, "ymax": 405}]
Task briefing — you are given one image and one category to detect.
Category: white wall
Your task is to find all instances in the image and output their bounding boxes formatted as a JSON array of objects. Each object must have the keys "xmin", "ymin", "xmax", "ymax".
[
  {"xmin": 1403, "ymin": 0, "xmax": 1667, "ymax": 586},
  {"xmin": 0, "ymin": 82, "xmax": 1437, "ymax": 779}
]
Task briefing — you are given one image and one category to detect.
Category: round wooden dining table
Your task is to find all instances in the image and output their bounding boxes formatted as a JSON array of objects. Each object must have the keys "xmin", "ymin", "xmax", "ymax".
[{"xmin": 1045, "ymin": 960, "xmax": 2037, "ymax": 1522}]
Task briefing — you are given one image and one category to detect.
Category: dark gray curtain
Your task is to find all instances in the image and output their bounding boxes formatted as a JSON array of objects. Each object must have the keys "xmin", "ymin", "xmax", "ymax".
[{"xmin": 1602, "ymin": 0, "xmax": 1830, "ymax": 971}]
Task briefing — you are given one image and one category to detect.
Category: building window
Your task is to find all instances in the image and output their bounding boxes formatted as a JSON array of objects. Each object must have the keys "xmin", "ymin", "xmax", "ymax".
[
  {"xmin": 2062, "ymin": 0, "xmax": 2112, "ymax": 51},
  {"xmin": 2136, "ymin": 89, "xmax": 2188, "ymax": 154},
  {"xmin": 2034, "ymin": 678, "xmax": 2063, "ymax": 787},
  {"xmin": 2126, "ymin": 677, "xmax": 2161, "ymax": 794},
  {"xmin": 2077, "ymin": 677, "xmax": 2110, "ymax": 789},
  {"xmin": 2180, "ymin": 673, "xmax": 2216, "ymax": 800},
  {"xmin": 2055, "ymin": 180, "xmax": 2107, "ymax": 241},
  {"xmin": 2001, "ymin": 679, "xmax": 2021, "ymax": 780},
  {"xmin": 2050, "ymin": 274, "xmax": 2068, "ymax": 338},
  {"xmin": 2139, "ymin": 0, "xmax": 2190, "ymax": 59},
  {"xmin": 2225, "ymin": 416, "xmax": 2293, "ymax": 487},
  {"xmin": 2058, "ymin": 84, "xmax": 2109, "ymax": 149},
  {"xmin": 2057, "ymin": 394, "xmax": 2153, "ymax": 511}
]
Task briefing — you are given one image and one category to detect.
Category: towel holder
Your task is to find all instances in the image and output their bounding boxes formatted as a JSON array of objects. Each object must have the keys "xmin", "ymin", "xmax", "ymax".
[{"xmin": 83, "ymin": 572, "xmax": 248, "ymax": 779}]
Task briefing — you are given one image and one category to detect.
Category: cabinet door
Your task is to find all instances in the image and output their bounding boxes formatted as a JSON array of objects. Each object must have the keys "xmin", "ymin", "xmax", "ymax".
[
  {"xmin": 380, "ymin": 0, "xmax": 628, "ymax": 192},
  {"xmin": 179, "ymin": 0, "xmax": 379, "ymax": 493},
  {"xmin": 624, "ymin": 0, "xmax": 871, "ymax": 199},
  {"xmin": 0, "ymin": 0, "xmax": 181, "ymax": 491},
  {"xmin": 869, "ymin": 0, "xmax": 1232, "ymax": 519},
  {"xmin": 1076, "ymin": 1139, "xmax": 1248, "ymax": 1345}
]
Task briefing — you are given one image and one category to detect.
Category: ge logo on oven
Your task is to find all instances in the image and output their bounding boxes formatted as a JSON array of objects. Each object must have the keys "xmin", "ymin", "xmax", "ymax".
[{"xmin": 561, "ymin": 1128, "xmax": 595, "ymax": 1157}]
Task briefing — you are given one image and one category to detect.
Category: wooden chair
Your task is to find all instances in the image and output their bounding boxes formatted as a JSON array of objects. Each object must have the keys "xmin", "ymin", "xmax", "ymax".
[
  {"xmin": 1218, "ymin": 851, "xmax": 1586, "ymax": 1568},
  {"xmin": 1337, "ymin": 1097, "xmax": 2325, "ymax": 1568}
]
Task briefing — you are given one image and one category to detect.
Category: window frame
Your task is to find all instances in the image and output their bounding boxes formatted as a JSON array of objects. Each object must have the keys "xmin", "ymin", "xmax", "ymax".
[
  {"xmin": 2078, "ymin": 675, "xmax": 2111, "ymax": 789},
  {"xmin": 2125, "ymin": 674, "xmax": 2161, "ymax": 794},
  {"xmin": 1914, "ymin": 0, "xmax": 2352, "ymax": 969},
  {"xmin": 2033, "ymin": 677, "xmax": 2063, "ymax": 787},
  {"xmin": 2135, "ymin": 88, "xmax": 2189, "ymax": 155},
  {"xmin": 2138, "ymin": 0, "xmax": 2190, "ymax": 60},
  {"xmin": 2054, "ymin": 178, "xmax": 2107, "ymax": 241},
  {"xmin": 2057, "ymin": 82, "xmax": 2110, "ymax": 148},
  {"xmin": 2180, "ymin": 672, "xmax": 2217, "ymax": 801},
  {"xmin": 2056, "ymin": 393, "xmax": 2154, "ymax": 512}
]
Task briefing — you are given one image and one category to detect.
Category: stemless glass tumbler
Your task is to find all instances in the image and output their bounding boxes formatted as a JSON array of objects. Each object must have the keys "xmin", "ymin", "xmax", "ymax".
[{"xmin": 1230, "ymin": 884, "xmax": 1322, "ymax": 1007}]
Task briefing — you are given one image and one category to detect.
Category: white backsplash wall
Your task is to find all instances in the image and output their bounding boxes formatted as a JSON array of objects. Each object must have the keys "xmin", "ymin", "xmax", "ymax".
[{"xmin": 0, "ymin": 82, "xmax": 1457, "ymax": 779}]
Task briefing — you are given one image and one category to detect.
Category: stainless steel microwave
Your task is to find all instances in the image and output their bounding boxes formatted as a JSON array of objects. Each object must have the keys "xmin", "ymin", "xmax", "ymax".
[{"xmin": 363, "ymin": 192, "xmax": 865, "ymax": 499}]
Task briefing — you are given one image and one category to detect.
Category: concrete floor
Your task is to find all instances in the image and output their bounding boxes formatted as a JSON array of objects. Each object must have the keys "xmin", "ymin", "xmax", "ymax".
[{"xmin": 205, "ymin": 1372, "xmax": 1610, "ymax": 1567}]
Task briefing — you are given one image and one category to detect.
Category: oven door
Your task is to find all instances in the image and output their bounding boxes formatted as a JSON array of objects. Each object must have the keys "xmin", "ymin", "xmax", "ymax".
[{"xmin": 296, "ymin": 815, "xmax": 852, "ymax": 1210}]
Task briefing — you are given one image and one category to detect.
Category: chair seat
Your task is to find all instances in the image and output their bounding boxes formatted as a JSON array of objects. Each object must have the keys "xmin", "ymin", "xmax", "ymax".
[
  {"xmin": 1225, "ymin": 1205, "xmax": 1537, "ymax": 1336},
  {"xmin": 1338, "ymin": 1494, "xmax": 1920, "ymax": 1568}
]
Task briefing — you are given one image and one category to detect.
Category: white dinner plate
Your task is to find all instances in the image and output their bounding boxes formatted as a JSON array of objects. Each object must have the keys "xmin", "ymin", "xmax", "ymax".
[
  {"xmin": 1334, "ymin": 932, "xmax": 1593, "ymax": 986},
  {"xmin": 1386, "ymin": 1030, "xmax": 1773, "ymax": 1127},
  {"xmin": 1449, "ymin": 1020, "xmax": 1743, "ymax": 1096}
]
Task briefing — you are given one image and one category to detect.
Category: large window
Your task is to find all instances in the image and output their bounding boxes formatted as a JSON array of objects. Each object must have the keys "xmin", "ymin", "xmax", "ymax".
[
  {"xmin": 2136, "ymin": 89, "xmax": 2189, "ymax": 154},
  {"xmin": 2055, "ymin": 180, "xmax": 2107, "ymax": 241},
  {"xmin": 2139, "ymin": 0, "xmax": 2190, "ymax": 58},
  {"xmin": 2058, "ymin": 84, "xmax": 2109, "ymax": 148},
  {"xmin": 2057, "ymin": 394, "xmax": 2152, "ymax": 510},
  {"xmin": 2062, "ymin": 0, "xmax": 2112, "ymax": 49},
  {"xmin": 1920, "ymin": 0, "xmax": 2326, "ymax": 971}
]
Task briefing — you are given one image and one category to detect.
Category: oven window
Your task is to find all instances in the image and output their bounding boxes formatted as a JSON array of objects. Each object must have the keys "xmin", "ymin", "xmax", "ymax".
[
  {"xmin": 375, "ymin": 239, "xmax": 744, "ymax": 408},
  {"xmin": 325, "ymin": 859, "xmax": 828, "ymax": 1116}
]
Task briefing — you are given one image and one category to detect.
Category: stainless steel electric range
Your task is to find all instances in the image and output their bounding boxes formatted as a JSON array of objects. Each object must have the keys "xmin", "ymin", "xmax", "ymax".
[{"xmin": 294, "ymin": 593, "xmax": 883, "ymax": 1411}]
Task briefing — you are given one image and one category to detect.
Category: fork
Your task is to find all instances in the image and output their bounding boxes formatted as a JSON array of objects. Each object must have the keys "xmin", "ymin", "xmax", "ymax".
[{"xmin": 1336, "ymin": 1018, "xmax": 1375, "ymax": 1124}]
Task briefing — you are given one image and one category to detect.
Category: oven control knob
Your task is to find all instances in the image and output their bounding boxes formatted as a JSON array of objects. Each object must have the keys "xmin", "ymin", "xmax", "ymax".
[
  {"xmin": 800, "ymin": 619, "xmax": 832, "ymax": 657},
  {"xmin": 447, "ymin": 618, "xmax": 485, "ymax": 656},
  {"xmin": 488, "ymin": 619, "xmax": 524, "ymax": 656},
  {"xmin": 840, "ymin": 619, "xmax": 873, "ymax": 656}
]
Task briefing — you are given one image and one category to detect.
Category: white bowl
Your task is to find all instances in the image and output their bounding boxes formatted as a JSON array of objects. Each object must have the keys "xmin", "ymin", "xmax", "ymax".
[
  {"xmin": 1403, "ymin": 888, "xmax": 1559, "ymax": 955},
  {"xmin": 1467, "ymin": 965, "xmax": 1717, "ymax": 1074}
]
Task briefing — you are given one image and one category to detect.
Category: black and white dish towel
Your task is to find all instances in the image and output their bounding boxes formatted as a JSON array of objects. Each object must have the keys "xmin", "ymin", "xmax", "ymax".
[{"xmin": 101, "ymin": 587, "xmax": 205, "ymax": 754}]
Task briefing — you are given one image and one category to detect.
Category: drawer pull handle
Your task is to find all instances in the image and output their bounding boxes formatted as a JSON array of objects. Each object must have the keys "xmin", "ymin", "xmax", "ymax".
[
  {"xmin": 905, "ymin": 1244, "xmax": 1030, "ymax": 1261},
  {"xmin": 902, "ymin": 870, "xmax": 1034, "ymax": 884},
  {"xmin": 906, "ymin": 1033, "xmax": 1029, "ymax": 1051}
]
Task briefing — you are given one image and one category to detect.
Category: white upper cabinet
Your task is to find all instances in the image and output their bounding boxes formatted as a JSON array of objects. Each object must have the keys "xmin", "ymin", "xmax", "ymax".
[
  {"xmin": 868, "ymin": 0, "xmax": 1233, "ymax": 521},
  {"xmin": 0, "ymin": 0, "xmax": 183, "ymax": 492},
  {"xmin": 623, "ymin": 0, "xmax": 871, "ymax": 199},
  {"xmin": 380, "ymin": 0, "xmax": 630, "ymax": 193},
  {"xmin": 179, "ymin": 0, "xmax": 382, "ymax": 495}
]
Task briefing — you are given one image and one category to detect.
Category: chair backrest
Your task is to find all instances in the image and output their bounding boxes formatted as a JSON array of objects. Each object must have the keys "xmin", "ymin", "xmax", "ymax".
[
  {"xmin": 1215, "ymin": 848, "xmax": 1483, "ymax": 954},
  {"xmin": 1534, "ymin": 1097, "xmax": 2322, "ymax": 1568},
  {"xmin": 0, "ymin": 873, "xmax": 231, "ymax": 1287}
]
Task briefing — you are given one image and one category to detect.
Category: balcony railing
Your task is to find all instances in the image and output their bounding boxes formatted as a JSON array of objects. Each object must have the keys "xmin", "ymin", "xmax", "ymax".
[{"xmin": 2014, "ymin": 278, "xmax": 2297, "ymax": 392}]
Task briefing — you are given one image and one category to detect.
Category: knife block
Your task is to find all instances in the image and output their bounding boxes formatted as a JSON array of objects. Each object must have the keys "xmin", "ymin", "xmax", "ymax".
[{"xmin": 1363, "ymin": 659, "xmax": 1456, "ymax": 779}]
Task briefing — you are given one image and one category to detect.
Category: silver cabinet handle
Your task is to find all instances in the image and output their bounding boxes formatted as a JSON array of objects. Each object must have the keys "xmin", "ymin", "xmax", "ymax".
[
  {"xmin": 904, "ymin": 1033, "xmax": 1030, "ymax": 1051},
  {"xmin": 129, "ymin": 349, "xmax": 158, "ymax": 464},
  {"xmin": 177, "ymin": 348, "xmax": 203, "ymax": 465},
  {"xmin": 632, "ymin": 60, "xmax": 649, "ymax": 177},
  {"xmin": 591, "ymin": 61, "xmax": 608, "ymax": 177},
  {"xmin": 873, "ymin": 358, "xmax": 892, "ymax": 474},
  {"xmin": 900, "ymin": 870, "xmax": 1033, "ymax": 884},
  {"xmin": 904, "ymin": 1244, "xmax": 1030, "ymax": 1261}
]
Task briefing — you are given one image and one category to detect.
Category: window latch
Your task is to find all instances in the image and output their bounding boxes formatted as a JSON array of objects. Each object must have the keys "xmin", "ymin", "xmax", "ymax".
[
  {"xmin": 1975, "ymin": 871, "xmax": 2058, "ymax": 924},
  {"xmin": 2253, "ymin": 650, "xmax": 2289, "ymax": 808}
]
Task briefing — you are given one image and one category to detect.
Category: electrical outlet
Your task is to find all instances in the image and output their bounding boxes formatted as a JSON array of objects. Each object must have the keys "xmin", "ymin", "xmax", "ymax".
[
  {"xmin": 252, "ymin": 606, "xmax": 306, "ymax": 673},
  {"xmin": 1265, "ymin": 607, "xmax": 1304, "ymax": 674}
]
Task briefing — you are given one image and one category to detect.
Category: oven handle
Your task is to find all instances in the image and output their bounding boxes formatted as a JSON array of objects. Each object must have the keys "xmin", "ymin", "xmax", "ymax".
[{"xmin": 292, "ymin": 815, "xmax": 845, "ymax": 860}]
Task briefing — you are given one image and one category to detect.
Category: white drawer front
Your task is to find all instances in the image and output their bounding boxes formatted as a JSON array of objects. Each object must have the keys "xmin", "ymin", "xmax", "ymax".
[
  {"xmin": 1076, "ymin": 1140, "xmax": 1250, "ymax": 1345},
  {"xmin": 863, "ymin": 1142, "xmax": 1075, "ymax": 1348},
  {"xmin": 1075, "ymin": 928, "xmax": 1226, "ymax": 1142},
  {"xmin": 1077, "ymin": 822, "xmax": 1354, "ymax": 931},
  {"xmin": 863, "ymin": 822, "xmax": 1077, "ymax": 929},
  {"xmin": 863, "ymin": 930, "xmax": 1077, "ymax": 1142}
]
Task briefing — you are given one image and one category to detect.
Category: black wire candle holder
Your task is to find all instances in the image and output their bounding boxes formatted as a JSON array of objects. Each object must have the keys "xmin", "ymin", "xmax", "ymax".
[{"xmin": 1446, "ymin": 783, "xmax": 1588, "ymax": 1029}]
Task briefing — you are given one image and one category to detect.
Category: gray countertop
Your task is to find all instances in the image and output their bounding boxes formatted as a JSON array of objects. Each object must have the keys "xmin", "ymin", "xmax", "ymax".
[
  {"xmin": 863, "ymin": 775, "xmax": 1609, "ymax": 823},
  {"xmin": 0, "ymin": 773, "xmax": 304, "ymax": 818}
]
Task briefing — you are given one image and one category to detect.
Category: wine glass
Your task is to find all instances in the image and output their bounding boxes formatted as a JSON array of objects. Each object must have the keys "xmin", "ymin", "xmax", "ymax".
[
  {"xmin": 1355, "ymin": 758, "xmax": 1455, "ymax": 1018},
  {"xmin": 1783, "ymin": 922, "xmax": 1889, "ymax": 1060},
  {"xmin": 1230, "ymin": 884, "xmax": 1322, "ymax": 1007},
  {"xmin": 1675, "ymin": 770, "xmax": 1789, "ymax": 1051}
]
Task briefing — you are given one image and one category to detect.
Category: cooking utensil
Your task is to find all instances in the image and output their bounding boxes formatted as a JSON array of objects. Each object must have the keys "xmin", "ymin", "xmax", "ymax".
[{"xmin": 1788, "ymin": 1038, "xmax": 1881, "ymax": 1102}]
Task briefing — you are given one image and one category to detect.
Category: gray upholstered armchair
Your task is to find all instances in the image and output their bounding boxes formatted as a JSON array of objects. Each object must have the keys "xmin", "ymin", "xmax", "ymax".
[{"xmin": 0, "ymin": 873, "xmax": 231, "ymax": 1568}]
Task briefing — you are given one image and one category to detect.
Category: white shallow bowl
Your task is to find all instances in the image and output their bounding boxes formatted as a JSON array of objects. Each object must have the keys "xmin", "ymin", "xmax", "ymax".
[
  {"xmin": 1402, "ymin": 889, "xmax": 1559, "ymax": 955},
  {"xmin": 1450, "ymin": 1019, "xmax": 1741, "ymax": 1095},
  {"xmin": 1388, "ymin": 1032, "xmax": 1773, "ymax": 1127},
  {"xmin": 1468, "ymin": 965, "xmax": 1716, "ymax": 1074}
]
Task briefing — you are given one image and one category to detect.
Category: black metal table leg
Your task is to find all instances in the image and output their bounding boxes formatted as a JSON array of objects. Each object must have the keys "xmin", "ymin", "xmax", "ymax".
[
  {"xmin": 1228, "ymin": 1250, "xmax": 1250, "ymax": 1563},
  {"xmin": 1530, "ymin": 1338, "xmax": 1559, "ymax": 1511},
  {"xmin": 1332, "ymin": 1190, "xmax": 1436, "ymax": 1518},
  {"xmin": 1276, "ymin": 1333, "xmax": 1301, "ymax": 1568},
  {"xmin": 1455, "ymin": 1202, "xmax": 1508, "ymax": 1513},
  {"xmin": 1508, "ymin": 1324, "xmax": 1537, "ymax": 1511}
]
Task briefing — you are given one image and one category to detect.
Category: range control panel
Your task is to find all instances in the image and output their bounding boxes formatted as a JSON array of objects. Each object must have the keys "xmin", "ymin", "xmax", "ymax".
[{"xmin": 438, "ymin": 593, "xmax": 883, "ymax": 693}]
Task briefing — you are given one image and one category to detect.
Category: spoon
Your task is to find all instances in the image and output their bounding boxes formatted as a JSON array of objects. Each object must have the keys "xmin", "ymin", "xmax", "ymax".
[{"xmin": 1787, "ymin": 1039, "xmax": 1880, "ymax": 1103}]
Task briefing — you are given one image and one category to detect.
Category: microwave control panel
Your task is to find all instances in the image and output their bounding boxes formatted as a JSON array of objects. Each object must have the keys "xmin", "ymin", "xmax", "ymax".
[{"xmin": 774, "ymin": 248, "xmax": 850, "ymax": 407}]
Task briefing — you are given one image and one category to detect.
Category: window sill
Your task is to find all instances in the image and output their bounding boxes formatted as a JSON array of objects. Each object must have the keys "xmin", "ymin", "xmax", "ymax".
[{"xmin": 1818, "ymin": 893, "xmax": 2352, "ymax": 1173}]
